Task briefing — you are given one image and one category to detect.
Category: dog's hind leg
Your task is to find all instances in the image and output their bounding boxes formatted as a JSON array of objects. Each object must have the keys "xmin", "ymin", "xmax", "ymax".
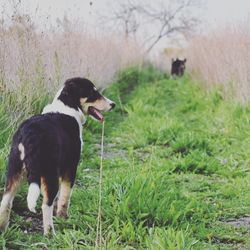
[
  {"xmin": 56, "ymin": 167, "xmax": 77, "ymax": 219},
  {"xmin": 0, "ymin": 173, "xmax": 24, "ymax": 231},
  {"xmin": 0, "ymin": 143, "xmax": 25, "ymax": 231},
  {"xmin": 56, "ymin": 179, "xmax": 72, "ymax": 218},
  {"xmin": 41, "ymin": 176, "xmax": 59, "ymax": 235}
]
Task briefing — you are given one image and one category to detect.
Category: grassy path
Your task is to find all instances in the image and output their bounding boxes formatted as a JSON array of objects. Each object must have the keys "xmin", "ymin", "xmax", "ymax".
[{"xmin": 1, "ymin": 67, "xmax": 250, "ymax": 249}]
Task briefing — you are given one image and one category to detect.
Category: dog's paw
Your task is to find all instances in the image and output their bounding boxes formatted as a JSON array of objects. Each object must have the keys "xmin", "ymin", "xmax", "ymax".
[
  {"xmin": 44, "ymin": 225, "xmax": 56, "ymax": 236},
  {"xmin": 56, "ymin": 210, "xmax": 69, "ymax": 219}
]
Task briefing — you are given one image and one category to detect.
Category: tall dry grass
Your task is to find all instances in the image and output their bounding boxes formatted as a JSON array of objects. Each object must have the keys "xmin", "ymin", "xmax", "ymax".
[
  {"xmin": 0, "ymin": 14, "xmax": 143, "ymax": 93},
  {"xmin": 186, "ymin": 23, "xmax": 250, "ymax": 103}
]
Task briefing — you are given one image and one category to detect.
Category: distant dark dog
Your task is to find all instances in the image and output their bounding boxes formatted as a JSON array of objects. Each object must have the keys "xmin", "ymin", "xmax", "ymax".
[
  {"xmin": 0, "ymin": 78, "xmax": 115, "ymax": 235},
  {"xmin": 171, "ymin": 58, "xmax": 187, "ymax": 77}
]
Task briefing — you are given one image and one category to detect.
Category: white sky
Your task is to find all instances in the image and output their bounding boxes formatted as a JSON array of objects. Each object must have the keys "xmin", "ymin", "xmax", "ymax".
[
  {"xmin": 1, "ymin": 0, "xmax": 250, "ymax": 28},
  {"xmin": 1, "ymin": 0, "xmax": 250, "ymax": 53},
  {"xmin": 204, "ymin": 0, "xmax": 250, "ymax": 26}
]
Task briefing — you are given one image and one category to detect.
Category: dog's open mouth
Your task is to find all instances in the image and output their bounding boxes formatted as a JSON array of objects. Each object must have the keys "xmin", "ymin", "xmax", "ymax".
[{"xmin": 88, "ymin": 106, "xmax": 104, "ymax": 122}]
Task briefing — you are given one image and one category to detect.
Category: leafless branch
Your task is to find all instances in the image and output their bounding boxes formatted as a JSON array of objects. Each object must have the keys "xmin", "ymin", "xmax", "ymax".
[{"xmin": 100, "ymin": 0, "xmax": 203, "ymax": 52}]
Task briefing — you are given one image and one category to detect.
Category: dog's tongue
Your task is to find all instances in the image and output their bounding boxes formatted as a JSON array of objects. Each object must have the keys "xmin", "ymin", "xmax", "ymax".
[{"xmin": 88, "ymin": 106, "xmax": 104, "ymax": 123}]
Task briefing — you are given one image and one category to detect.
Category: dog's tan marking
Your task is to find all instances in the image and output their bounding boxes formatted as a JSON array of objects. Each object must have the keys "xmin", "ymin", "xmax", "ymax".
[
  {"xmin": 40, "ymin": 177, "xmax": 49, "ymax": 204},
  {"xmin": 80, "ymin": 97, "xmax": 87, "ymax": 105},
  {"xmin": 81, "ymin": 96, "xmax": 113, "ymax": 115},
  {"xmin": 18, "ymin": 143, "xmax": 25, "ymax": 161},
  {"xmin": 91, "ymin": 97, "xmax": 113, "ymax": 111},
  {"xmin": 56, "ymin": 180, "xmax": 72, "ymax": 218}
]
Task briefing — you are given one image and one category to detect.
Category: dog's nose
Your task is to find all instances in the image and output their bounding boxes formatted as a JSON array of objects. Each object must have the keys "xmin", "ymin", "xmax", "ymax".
[{"xmin": 110, "ymin": 102, "xmax": 116, "ymax": 110}]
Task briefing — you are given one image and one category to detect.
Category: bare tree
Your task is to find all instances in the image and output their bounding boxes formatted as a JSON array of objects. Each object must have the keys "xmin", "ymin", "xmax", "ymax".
[
  {"xmin": 101, "ymin": 0, "xmax": 141, "ymax": 39},
  {"xmin": 102, "ymin": 0, "xmax": 203, "ymax": 53}
]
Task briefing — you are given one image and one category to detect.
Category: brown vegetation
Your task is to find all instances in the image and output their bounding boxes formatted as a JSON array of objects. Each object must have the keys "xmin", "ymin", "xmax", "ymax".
[
  {"xmin": 0, "ymin": 14, "xmax": 143, "ymax": 91},
  {"xmin": 186, "ymin": 23, "xmax": 250, "ymax": 102}
]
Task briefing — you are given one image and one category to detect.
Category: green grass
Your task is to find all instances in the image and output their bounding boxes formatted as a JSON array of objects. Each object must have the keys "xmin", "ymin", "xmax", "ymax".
[{"xmin": 0, "ymin": 67, "xmax": 250, "ymax": 249}]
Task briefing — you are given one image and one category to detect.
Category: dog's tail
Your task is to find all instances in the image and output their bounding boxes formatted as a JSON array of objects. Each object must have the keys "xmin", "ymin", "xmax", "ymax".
[{"xmin": 27, "ymin": 183, "xmax": 40, "ymax": 213}]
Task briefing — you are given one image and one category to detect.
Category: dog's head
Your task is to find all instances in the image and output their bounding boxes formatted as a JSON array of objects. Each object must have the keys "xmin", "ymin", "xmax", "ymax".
[{"xmin": 58, "ymin": 77, "xmax": 115, "ymax": 122}]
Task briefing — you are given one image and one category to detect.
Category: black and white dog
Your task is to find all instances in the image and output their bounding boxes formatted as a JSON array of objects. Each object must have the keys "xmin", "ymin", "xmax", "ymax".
[{"xmin": 0, "ymin": 77, "xmax": 115, "ymax": 235}]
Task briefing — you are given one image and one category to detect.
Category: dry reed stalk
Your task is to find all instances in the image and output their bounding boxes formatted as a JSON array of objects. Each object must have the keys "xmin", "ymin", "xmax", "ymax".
[
  {"xmin": 186, "ymin": 23, "xmax": 250, "ymax": 102},
  {"xmin": 0, "ymin": 14, "xmax": 143, "ymax": 93}
]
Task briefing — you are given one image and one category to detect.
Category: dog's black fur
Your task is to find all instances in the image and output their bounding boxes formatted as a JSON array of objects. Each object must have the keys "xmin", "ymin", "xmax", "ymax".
[
  {"xmin": 171, "ymin": 58, "xmax": 187, "ymax": 77},
  {"xmin": 0, "ymin": 77, "xmax": 115, "ymax": 234},
  {"xmin": 9, "ymin": 113, "xmax": 81, "ymax": 205}
]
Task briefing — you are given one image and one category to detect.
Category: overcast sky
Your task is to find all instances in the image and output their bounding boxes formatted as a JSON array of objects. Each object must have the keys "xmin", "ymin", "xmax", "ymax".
[
  {"xmin": 1, "ymin": 0, "xmax": 250, "ymax": 54},
  {"xmin": 1, "ymin": 0, "xmax": 250, "ymax": 28}
]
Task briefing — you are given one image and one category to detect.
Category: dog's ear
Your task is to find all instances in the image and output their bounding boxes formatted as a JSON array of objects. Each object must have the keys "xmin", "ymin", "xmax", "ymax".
[
  {"xmin": 183, "ymin": 58, "xmax": 187, "ymax": 63},
  {"xmin": 61, "ymin": 80, "xmax": 79, "ymax": 98}
]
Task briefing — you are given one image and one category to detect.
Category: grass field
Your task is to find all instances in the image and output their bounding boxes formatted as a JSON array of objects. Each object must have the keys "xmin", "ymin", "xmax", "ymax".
[{"xmin": 0, "ymin": 67, "xmax": 250, "ymax": 249}]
